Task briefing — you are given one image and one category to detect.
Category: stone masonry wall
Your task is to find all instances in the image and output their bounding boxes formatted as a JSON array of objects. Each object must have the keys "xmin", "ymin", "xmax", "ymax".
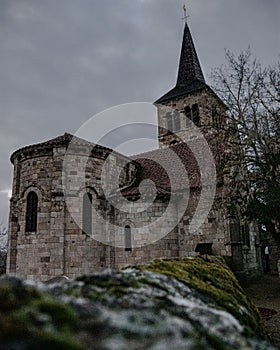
[
  {"xmin": 7, "ymin": 133, "xmax": 263, "ymax": 280},
  {"xmin": 157, "ymin": 88, "xmax": 226, "ymax": 148},
  {"xmin": 7, "ymin": 144, "xmax": 139, "ymax": 281},
  {"xmin": 7, "ymin": 152, "xmax": 63, "ymax": 280}
]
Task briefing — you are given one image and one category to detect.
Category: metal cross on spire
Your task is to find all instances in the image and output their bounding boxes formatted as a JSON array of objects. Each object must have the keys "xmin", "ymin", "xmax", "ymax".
[{"xmin": 182, "ymin": 4, "xmax": 189, "ymax": 23}]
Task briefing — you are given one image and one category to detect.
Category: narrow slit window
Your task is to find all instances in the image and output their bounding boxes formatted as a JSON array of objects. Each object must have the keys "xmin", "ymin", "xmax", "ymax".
[
  {"xmin": 25, "ymin": 191, "xmax": 38, "ymax": 232},
  {"xmin": 212, "ymin": 105, "xmax": 222, "ymax": 129},
  {"xmin": 184, "ymin": 106, "xmax": 192, "ymax": 127},
  {"xmin": 83, "ymin": 192, "xmax": 93, "ymax": 235},
  {"xmin": 173, "ymin": 113, "xmax": 181, "ymax": 132},
  {"xmin": 184, "ymin": 106, "xmax": 191, "ymax": 119},
  {"xmin": 125, "ymin": 225, "xmax": 132, "ymax": 251},
  {"xmin": 212, "ymin": 105, "xmax": 218, "ymax": 128},
  {"xmin": 166, "ymin": 112, "xmax": 173, "ymax": 133},
  {"xmin": 192, "ymin": 104, "xmax": 200, "ymax": 126},
  {"xmin": 241, "ymin": 224, "xmax": 250, "ymax": 247}
]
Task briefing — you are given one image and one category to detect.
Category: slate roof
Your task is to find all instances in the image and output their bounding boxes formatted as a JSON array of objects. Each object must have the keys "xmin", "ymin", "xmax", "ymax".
[
  {"xmin": 10, "ymin": 133, "xmax": 131, "ymax": 164},
  {"xmin": 155, "ymin": 22, "xmax": 207, "ymax": 104},
  {"xmin": 121, "ymin": 132, "xmax": 225, "ymax": 198},
  {"xmin": 132, "ymin": 142, "xmax": 201, "ymax": 190},
  {"xmin": 11, "ymin": 130, "xmax": 225, "ymax": 200}
]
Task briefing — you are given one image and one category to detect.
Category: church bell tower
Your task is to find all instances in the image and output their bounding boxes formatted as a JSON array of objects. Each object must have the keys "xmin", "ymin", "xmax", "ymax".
[{"xmin": 155, "ymin": 16, "xmax": 226, "ymax": 148}]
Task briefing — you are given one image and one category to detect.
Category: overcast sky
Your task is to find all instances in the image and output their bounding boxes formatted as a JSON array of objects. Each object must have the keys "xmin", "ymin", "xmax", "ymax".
[{"xmin": 0, "ymin": 0, "xmax": 279, "ymax": 225}]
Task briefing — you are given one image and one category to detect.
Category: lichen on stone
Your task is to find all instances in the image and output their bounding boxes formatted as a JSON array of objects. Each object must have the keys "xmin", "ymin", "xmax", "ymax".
[
  {"xmin": 136, "ymin": 256, "xmax": 262, "ymax": 333},
  {"xmin": 0, "ymin": 258, "xmax": 275, "ymax": 349},
  {"xmin": 0, "ymin": 276, "xmax": 84, "ymax": 350}
]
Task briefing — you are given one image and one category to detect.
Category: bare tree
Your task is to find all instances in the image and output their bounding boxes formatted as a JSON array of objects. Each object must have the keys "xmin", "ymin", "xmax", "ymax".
[
  {"xmin": 0, "ymin": 221, "xmax": 7, "ymax": 274},
  {"xmin": 211, "ymin": 49, "xmax": 280, "ymax": 230}
]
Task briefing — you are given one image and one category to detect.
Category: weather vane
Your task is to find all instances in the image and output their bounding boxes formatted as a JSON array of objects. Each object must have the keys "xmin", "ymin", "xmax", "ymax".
[{"xmin": 182, "ymin": 4, "xmax": 189, "ymax": 23}]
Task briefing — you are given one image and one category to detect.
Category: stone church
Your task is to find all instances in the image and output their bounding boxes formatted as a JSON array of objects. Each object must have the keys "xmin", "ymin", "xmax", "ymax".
[{"xmin": 7, "ymin": 21, "xmax": 264, "ymax": 281}]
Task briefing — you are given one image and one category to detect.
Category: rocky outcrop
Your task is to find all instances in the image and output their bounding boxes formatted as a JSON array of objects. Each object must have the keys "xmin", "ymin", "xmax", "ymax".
[{"xmin": 0, "ymin": 257, "xmax": 275, "ymax": 349}]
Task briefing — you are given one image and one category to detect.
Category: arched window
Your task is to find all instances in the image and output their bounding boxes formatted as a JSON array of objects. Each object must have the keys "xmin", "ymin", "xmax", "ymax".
[
  {"xmin": 83, "ymin": 192, "xmax": 92, "ymax": 235},
  {"xmin": 125, "ymin": 225, "xmax": 132, "ymax": 251},
  {"xmin": 184, "ymin": 106, "xmax": 192, "ymax": 127},
  {"xmin": 192, "ymin": 104, "xmax": 200, "ymax": 126},
  {"xmin": 184, "ymin": 106, "xmax": 191, "ymax": 119},
  {"xmin": 173, "ymin": 113, "xmax": 181, "ymax": 132},
  {"xmin": 212, "ymin": 105, "xmax": 222, "ymax": 129},
  {"xmin": 25, "ymin": 191, "xmax": 38, "ymax": 232},
  {"xmin": 166, "ymin": 112, "xmax": 181, "ymax": 133},
  {"xmin": 166, "ymin": 112, "xmax": 173, "ymax": 132},
  {"xmin": 212, "ymin": 105, "xmax": 217, "ymax": 127},
  {"xmin": 241, "ymin": 223, "xmax": 250, "ymax": 247}
]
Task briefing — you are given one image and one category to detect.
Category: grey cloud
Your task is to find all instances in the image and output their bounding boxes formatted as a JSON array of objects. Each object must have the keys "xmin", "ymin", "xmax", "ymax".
[{"xmin": 0, "ymin": 0, "xmax": 279, "ymax": 224}]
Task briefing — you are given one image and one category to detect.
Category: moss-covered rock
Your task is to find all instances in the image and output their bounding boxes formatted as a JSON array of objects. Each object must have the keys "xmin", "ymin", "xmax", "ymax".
[
  {"xmin": 136, "ymin": 256, "xmax": 262, "ymax": 333},
  {"xmin": 0, "ymin": 277, "xmax": 84, "ymax": 349},
  {"xmin": 0, "ymin": 258, "xmax": 275, "ymax": 349}
]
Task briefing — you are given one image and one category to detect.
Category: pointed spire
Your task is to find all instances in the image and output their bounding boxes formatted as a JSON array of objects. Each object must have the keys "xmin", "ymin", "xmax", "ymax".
[
  {"xmin": 155, "ymin": 21, "xmax": 207, "ymax": 104},
  {"xmin": 176, "ymin": 22, "xmax": 205, "ymax": 86}
]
